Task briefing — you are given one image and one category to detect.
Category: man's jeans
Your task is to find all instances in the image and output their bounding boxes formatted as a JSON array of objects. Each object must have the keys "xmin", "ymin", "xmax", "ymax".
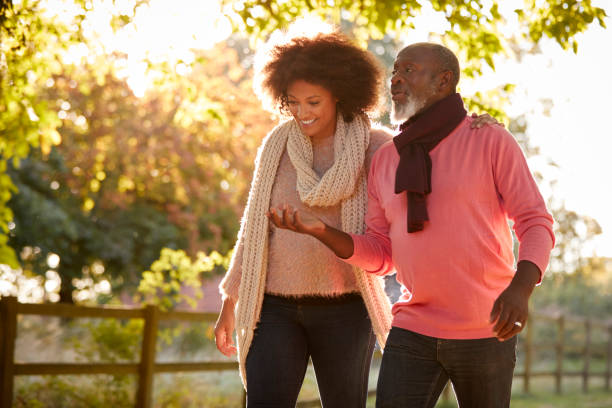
[
  {"xmin": 376, "ymin": 327, "xmax": 517, "ymax": 408},
  {"xmin": 246, "ymin": 293, "xmax": 376, "ymax": 408}
]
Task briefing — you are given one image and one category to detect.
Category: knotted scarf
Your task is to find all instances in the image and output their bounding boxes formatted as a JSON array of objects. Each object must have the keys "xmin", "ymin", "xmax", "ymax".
[{"xmin": 393, "ymin": 92, "xmax": 466, "ymax": 232}]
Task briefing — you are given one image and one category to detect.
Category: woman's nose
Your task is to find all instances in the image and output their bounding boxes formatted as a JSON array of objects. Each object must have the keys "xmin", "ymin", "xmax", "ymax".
[{"xmin": 296, "ymin": 104, "xmax": 307, "ymax": 118}]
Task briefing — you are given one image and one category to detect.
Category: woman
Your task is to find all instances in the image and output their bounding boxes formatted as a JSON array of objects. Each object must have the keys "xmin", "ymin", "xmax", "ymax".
[{"xmin": 214, "ymin": 31, "xmax": 493, "ymax": 407}]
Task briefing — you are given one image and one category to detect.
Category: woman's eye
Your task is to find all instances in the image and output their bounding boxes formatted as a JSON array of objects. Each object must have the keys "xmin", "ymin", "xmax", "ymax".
[
  {"xmin": 288, "ymin": 101, "xmax": 297, "ymax": 106},
  {"xmin": 309, "ymin": 102, "xmax": 319, "ymax": 106}
]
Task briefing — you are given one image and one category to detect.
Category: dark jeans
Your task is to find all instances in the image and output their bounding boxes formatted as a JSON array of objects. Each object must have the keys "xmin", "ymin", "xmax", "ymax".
[
  {"xmin": 376, "ymin": 327, "xmax": 517, "ymax": 408},
  {"xmin": 246, "ymin": 293, "xmax": 376, "ymax": 408}
]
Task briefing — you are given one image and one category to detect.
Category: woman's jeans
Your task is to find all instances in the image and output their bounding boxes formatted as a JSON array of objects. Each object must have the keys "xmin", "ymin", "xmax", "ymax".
[
  {"xmin": 246, "ymin": 293, "xmax": 376, "ymax": 407},
  {"xmin": 376, "ymin": 327, "xmax": 517, "ymax": 408}
]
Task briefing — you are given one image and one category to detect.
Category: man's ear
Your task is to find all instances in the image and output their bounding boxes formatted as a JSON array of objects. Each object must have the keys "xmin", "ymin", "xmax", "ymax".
[{"xmin": 437, "ymin": 70, "xmax": 454, "ymax": 92}]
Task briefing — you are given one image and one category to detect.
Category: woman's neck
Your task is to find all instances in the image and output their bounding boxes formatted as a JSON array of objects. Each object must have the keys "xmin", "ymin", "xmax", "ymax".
[{"xmin": 310, "ymin": 131, "xmax": 335, "ymax": 148}]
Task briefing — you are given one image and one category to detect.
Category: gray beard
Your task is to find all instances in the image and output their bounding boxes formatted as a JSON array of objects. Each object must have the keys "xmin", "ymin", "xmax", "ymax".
[{"xmin": 391, "ymin": 97, "xmax": 426, "ymax": 125}]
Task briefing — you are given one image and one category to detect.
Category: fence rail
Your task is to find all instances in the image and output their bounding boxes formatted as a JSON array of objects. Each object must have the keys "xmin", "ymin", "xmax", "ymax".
[
  {"xmin": 514, "ymin": 311, "xmax": 612, "ymax": 395},
  {"xmin": 0, "ymin": 296, "xmax": 244, "ymax": 408},
  {"xmin": 1, "ymin": 296, "xmax": 611, "ymax": 408}
]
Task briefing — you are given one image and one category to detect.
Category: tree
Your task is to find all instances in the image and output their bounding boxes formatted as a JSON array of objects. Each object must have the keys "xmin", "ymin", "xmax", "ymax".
[
  {"xmin": 6, "ymin": 40, "xmax": 275, "ymax": 302},
  {"xmin": 0, "ymin": 0, "xmax": 151, "ymax": 268},
  {"xmin": 222, "ymin": 0, "xmax": 606, "ymax": 75},
  {"xmin": 1, "ymin": 0, "xmax": 146, "ymax": 265},
  {"xmin": 7, "ymin": 148, "xmax": 187, "ymax": 303}
]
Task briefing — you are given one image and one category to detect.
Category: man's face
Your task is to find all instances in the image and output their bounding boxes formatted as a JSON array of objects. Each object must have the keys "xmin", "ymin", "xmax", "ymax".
[{"xmin": 390, "ymin": 46, "xmax": 442, "ymax": 124}]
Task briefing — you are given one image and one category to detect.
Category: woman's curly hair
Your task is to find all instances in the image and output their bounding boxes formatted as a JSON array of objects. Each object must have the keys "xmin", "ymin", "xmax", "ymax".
[{"xmin": 255, "ymin": 31, "xmax": 384, "ymax": 122}]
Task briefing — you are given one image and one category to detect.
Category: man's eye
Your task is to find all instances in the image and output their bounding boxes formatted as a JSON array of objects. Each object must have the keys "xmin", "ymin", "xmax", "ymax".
[
  {"xmin": 309, "ymin": 101, "xmax": 319, "ymax": 106},
  {"xmin": 405, "ymin": 67, "xmax": 413, "ymax": 73},
  {"xmin": 288, "ymin": 101, "xmax": 297, "ymax": 105},
  {"xmin": 391, "ymin": 70, "xmax": 397, "ymax": 75}
]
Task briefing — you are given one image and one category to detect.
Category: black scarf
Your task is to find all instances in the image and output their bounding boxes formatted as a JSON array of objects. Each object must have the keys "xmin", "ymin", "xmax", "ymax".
[{"xmin": 393, "ymin": 92, "xmax": 466, "ymax": 232}]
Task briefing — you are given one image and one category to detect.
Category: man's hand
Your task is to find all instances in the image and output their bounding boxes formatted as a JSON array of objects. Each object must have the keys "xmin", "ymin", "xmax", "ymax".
[
  {"xmin": 214, "ymin": 297, "xmax": 237, "ymax": 357},
  {"xmin": 470, "ymin": 112, "xmax": 504, "ymax": 128},
  {"xmin": 267, "ymin": 205, "xmax": 325, "ymax": 235},
  {"xmin": 489, "ymin": 260, "xmax": 541, "ymax": 341}
]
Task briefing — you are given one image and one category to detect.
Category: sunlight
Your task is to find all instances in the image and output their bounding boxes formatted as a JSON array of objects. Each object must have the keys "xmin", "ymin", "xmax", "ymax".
[
  {"xmin": 46, "ymin": 0, "xmax": 232, "ymax": 97},
  {"xmin": 112, "ymin": 0, "xmax": 232, "ymax": 96}
]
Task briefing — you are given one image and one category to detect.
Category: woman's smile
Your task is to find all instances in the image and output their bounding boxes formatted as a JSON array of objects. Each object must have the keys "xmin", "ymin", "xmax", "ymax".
[{"xmin": 287, "ymin": 79, "xmax": 338, "ymax": 140}]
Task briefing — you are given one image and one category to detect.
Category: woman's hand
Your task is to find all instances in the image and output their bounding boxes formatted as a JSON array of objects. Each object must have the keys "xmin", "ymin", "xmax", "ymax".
[
  {"xmin": 267, "ymin": 204, "xmax": 326, "ymax": 236},
  {"xmin": 214, "ymin": 297, "xmax": 237, "ymax": 357},
  {"xmin": 267, "ymin": 204, "xmax": 355, "ymax": 259},
  {"xmin": 470, "ymin": 112, "xmax": 504, "ymax": 128}
]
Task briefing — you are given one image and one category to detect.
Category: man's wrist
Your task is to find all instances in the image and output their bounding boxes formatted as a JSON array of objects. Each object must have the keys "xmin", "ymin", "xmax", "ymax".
[
  {"xmin": 311, "ymin": 223, "xmax": 354, "ymax": 259},
  {"xmin": 311, "ymin": 222, "xmax": 330, "ymax": 239},
  {"xmin": 511, "ymin": 260, "xmax": 541, "ymax": 295}
]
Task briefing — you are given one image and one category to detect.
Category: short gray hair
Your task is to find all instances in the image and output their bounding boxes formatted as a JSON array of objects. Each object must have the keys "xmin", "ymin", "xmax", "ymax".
[{"xmin": 404, "ymin": 43, "xmax": 460, "ymax": 90}]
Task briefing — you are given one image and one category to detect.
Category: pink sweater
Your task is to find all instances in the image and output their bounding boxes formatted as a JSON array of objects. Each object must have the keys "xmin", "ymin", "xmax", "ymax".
[{"xmin": 347, "ymin": 116, "xmax": 555, "ymax": 339}]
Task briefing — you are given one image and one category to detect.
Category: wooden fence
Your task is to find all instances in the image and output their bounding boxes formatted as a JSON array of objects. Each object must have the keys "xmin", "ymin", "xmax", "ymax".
[
  {"xmin": 514, "ymin": 311, "xmax": 612, "ymax": 394},
  {"xmin": 1, "ymin": 295, "xmax": 611, "ymax": 408},
  {"xmin": 0, "ymin": 296, "xmax": 244, "ymax": 408}
]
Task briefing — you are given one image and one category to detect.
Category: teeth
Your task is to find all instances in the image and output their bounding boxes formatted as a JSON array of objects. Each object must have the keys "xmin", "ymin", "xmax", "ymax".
[{"xmin": 301, "ymin": 119, "xmax": 315, "ymax": 125}]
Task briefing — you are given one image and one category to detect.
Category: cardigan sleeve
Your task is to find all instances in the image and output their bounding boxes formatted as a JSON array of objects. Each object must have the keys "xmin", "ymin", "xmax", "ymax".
[{"xmin": 218, "ymin": 239, "xmax": 243, "ymax": 301}]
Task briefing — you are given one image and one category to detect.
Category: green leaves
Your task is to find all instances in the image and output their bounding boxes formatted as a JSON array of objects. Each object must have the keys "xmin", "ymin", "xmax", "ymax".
[
  {"xmin": 222, "ymin": 0, "xmax": 607, "ymax": 74},
  {"xmin": 0, "ymin": 0, "xmax": 86, "ymax": 268},
  {"xmin": 520, "ymin": 0, "xmax": 607, "ymax": 53},
  {"xmin": 137, "ymin": 248, "xmax": 230, "ymax": 311}
]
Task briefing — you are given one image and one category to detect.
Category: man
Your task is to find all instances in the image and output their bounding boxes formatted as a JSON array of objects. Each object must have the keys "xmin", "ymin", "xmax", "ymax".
[{"xmin": 268, "ymin": 42, "xmax": 554, "ymax": 407}]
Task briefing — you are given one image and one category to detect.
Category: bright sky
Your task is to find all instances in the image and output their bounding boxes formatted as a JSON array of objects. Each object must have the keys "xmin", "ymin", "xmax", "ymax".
[
  {"xmin": 56, "ymin": 0, "xmax": 612, "ymax": 258},
  {"xmin": 491, "ymin": 25, "xmax": 612, "ymax": 259}
]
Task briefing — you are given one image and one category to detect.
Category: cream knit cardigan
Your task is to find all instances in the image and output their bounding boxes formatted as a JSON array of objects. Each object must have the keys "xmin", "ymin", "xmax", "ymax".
[{"xmin": 229, "ymin": 114, "xmax": 392, "ymax": 387}]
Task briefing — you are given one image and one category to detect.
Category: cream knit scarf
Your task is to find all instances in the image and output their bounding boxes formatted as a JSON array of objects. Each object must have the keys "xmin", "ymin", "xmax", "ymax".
[{"xmin": 233, "ymin": 113, "xmax": 392, "ymax": 387}]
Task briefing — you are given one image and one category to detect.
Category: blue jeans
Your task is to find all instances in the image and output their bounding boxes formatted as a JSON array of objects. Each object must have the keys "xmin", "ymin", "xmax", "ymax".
[
  {"xmin": 246, "ymin": 293, "xmax": 376, "ymax": 407},
  {"xmin": 376, "ymin": 327, "xmax": 517, "ymax": 408}
]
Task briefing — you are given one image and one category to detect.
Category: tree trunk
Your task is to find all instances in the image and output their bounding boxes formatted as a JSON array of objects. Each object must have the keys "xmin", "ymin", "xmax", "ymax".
[{"xmin": 58, "ymin": 275, "xmax": 75, "ymax": 304}]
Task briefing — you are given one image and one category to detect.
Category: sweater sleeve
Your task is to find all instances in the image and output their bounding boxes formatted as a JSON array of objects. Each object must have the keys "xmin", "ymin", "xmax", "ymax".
[
  {"xmin": 492, "ymin": 129, "xmax": 555, "ymax": 282},
  {"xmin": 345, "ymin": 148, "xmax": 396, "ymax": 276}
]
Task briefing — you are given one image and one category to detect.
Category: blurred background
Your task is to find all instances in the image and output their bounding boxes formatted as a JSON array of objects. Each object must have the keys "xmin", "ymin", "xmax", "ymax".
[{"xmin": 1, "ymin": 0, "xmax": 611, "ymax": 407}]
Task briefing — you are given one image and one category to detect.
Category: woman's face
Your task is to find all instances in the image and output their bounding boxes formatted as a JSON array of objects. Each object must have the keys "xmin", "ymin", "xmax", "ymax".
[{"xmin": 286, "ymin": 80, "xmax": 338, "ymax": 141}]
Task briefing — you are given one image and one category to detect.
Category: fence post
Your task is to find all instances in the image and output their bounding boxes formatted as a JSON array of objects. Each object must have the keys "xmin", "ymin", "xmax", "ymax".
[
  {"xmin": 555, "ymin": 314, "xmax": 565, "ymax": 394},
  {"xmin": 582, "ymin": 319, "xmax": 591, "ymax": 393},
  {"xmin": 0, "ymin": 296, "xmax": 18, "ymax": 408},
  {"xmin": 136, "ymin": 304, "xmax": 159, "ymax": 408},
  {"xmin": 523, "ymin": 314, "xmax": 533, "ymax": 394},
  {"xmin": 606, "ymin": 324, "xmax": 612, "ymax": 392}
]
